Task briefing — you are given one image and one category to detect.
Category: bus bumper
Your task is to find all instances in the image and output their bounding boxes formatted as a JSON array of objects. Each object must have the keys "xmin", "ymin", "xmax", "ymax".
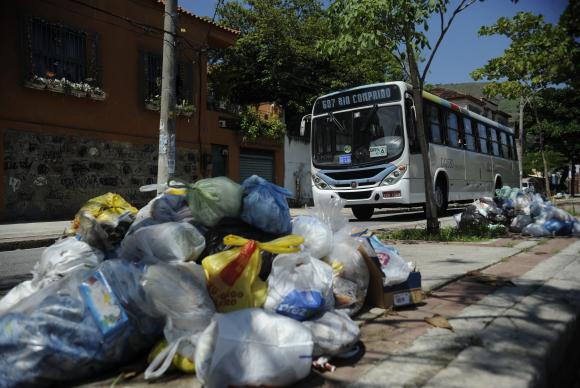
[{"xmin": 312, "ymin": 178, "xmax": 412, "ymax": 207}]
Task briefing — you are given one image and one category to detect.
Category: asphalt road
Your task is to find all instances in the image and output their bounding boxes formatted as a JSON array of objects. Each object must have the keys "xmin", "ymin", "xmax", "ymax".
[{"xmin": 0, "ymin": 247, "xmax": 43, "ymax": 297}]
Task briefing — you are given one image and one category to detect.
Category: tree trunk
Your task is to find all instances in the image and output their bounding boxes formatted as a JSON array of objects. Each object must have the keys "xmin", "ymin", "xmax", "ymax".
[
  {"xmin": 571, "ymin": 158, "xmax": 576, "ymax": 197},
  {"xmin": 516, "ymin": 96, "xmax": 525, "ymax": 187},
  {"xmin": 542, "ymin": 148, "xmax": 551, "ymax": 197},
  {"xmin": 404, "ymin": 25, "xmax": 439, "ymax": 234}
]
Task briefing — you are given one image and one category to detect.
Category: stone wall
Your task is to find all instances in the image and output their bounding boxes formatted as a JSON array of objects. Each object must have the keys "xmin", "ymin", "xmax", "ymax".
[{"xmin": 3, "ymin": 129, "xmax": 198, "ymax": 221}]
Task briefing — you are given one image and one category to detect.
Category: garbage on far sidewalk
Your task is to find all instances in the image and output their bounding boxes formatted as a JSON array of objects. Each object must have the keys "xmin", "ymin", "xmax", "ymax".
[
  {"xmin": 0, "ymin": 176, "xmax": 418, "ymax": 387},
  {"xmin": 455, "ymin": 185, "xmax": 580, "ymax": 238}
]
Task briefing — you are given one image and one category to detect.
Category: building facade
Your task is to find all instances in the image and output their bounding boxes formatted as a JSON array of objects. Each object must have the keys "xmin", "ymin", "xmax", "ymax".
[{"xmin": 0, "ymin": 0, "xmax": 284, "ymax": 221}]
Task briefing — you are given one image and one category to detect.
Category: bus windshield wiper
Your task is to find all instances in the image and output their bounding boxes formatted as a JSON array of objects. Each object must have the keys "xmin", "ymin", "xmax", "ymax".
[
  {"xmin": 328, "ymin": 112, "xmax": 347, "ymax": 134},
  {"xmin": 359, "ymin": 104, "xmax": 379, "ymax": 133}
]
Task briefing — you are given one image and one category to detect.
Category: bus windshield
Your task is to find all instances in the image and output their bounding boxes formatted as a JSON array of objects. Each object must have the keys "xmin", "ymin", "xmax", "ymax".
[{"xmin": 312, "ymin": 105, "xmax": 404, "ymax": 167}]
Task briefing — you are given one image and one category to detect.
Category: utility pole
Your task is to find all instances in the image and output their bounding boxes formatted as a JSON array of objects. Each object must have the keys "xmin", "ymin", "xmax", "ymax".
[{"xmin": 157, "ymin": 0, "xmax": 177, "ymax": 194}]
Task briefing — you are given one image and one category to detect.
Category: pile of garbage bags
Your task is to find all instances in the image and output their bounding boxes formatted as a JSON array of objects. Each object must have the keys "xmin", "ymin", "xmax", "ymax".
[
  {"xmin": 0, "ymin": 175, "xmax": 411, "ymax": 388},
  {"xmin": 455, "ymin": 185, "xmax": 580, "ymax": 237}
]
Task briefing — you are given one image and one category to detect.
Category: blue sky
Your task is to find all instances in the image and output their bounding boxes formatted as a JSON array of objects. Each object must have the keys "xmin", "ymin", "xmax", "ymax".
[{"xmin": 180, "ymin": 0, "xmax": 568, "ymax": 84}]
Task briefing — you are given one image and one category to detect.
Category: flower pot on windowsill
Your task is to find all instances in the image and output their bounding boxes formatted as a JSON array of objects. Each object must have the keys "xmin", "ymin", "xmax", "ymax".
[
  {"xmin": 70, "ymin": 89, "xmax": 87, "ymax": 98},
  {"xmin": 24, "ymin": 79, "xmax": 46, "ymax": 90},
  {"xmin": 89, "ymin": 89, "xmax": 107, "ymax": 101},
  {"xmin": 145, "ymin": 102, "xmax": 160, "ymax": 111},
  {"xmin": 47, "ymin": 83, "xmax": 65, "ymax": 94}
]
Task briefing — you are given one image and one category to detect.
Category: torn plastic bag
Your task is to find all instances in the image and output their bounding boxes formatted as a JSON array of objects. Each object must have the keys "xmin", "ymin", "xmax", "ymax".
[
  {"xmin": 368, "ymin": 235, "xmax": 412, "ymax": 286},
  {"xmin": 195, "ymin": 309, "xmax": 313, "ymax": 388},
  {"xmin": 302, "ymin": 310, "xmax": 360, "ymax": 356},
  {"xmin": 325, "ymin": 227, "xmax": 369, "ymax": 316},
  {"xmin": 292, "ymin": 215, "xmax": 334, "ymax": 259},
  {"xmin": 240, "ymin": 175, "xmax": 293, "ymax": 235},
  {"xmin": 121, "ymin": 222, "xmax": 205, "ymax": 263},
  {"xmin": 174, "ymin": 177, "xmax": 243, "ymax": 228},
  {"xmin": 202, "ymin": 235, "xmax": 303, "ymax": 312},
  {"xmin": 0, "ymin": 237, "xmax": 104, "ymax": 313},
  {"xmin": 142, "ymin": 262, "xmax": 215, "ymax": 379},
  {"xmin": 265, "ymin": 251, "xmax": 334, "ymax": 321},
  {"xmin": 509, "ymin": 214, "xmax": 533, "ymax": 233},
  {"xmin": 0, "ymin": 259, "xmax": 163, "ymax": 387}
]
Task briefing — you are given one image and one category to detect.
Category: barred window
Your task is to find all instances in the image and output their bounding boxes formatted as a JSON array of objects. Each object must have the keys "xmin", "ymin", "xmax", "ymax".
[
  {"xmin": 24, "ymin": 17, "xmax": 100, "ymax": 85},
  {"xmin": 142, "ymin": 52, "xmax": 193, "ymax": 106}
]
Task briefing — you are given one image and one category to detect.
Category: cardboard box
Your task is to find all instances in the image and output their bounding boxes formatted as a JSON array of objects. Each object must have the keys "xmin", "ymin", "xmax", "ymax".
[{"xmin": 359, "ymin": 245, "xmax": 423, "ymax": 309}]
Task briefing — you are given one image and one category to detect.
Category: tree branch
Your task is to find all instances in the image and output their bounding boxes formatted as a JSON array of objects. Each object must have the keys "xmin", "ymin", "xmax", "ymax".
[{"xmin": 420, "ymin": 0, "xmax": 477, "ymax": 84}]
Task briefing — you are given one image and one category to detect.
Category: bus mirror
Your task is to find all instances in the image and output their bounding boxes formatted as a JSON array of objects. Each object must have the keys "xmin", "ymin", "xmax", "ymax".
[{"xmin": 300, "ymin": 114, "xmax": 312, "ymax": 136}]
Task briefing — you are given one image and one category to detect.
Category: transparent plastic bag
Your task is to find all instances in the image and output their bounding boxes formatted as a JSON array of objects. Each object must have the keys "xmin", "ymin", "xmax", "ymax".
[
  {"xmin": 121, "ymin": 222, "xmax": 205, "ymax": 263},
  {"xmin": 368, "ymin": 235, "xmax": 412, "ymax": 286},
  {"xmin": 264, "ymin": 251, "xmax": 334, "ymax": 321},
  {"xmin": 0, "ymin": 237, "xmax": 104, "ymax": 313},
  {"xmin": 202, "ymin": 235, "xmax": 303, "ymax": 312},
  {"xmin": 240, "ymin": 175, "xmax": 293, "ymax": 235},
  {"xmin": 302, "ymin": 310, "xmax": 360, "ymax": 356},
  {"xmin": 292, "ymin": 215, "xmax": 333, "ymax": 259},
  {"xmin": 310, "ymin": 196, "xmax": 348, "ymax": 232},
  {"xmin": 509, "ymin": 214, "xmax": 533, "ymax": 233},
  {"xmin": 141, "ymin": 262, "xmax": 215, "ymax": 379},
  {"xmin": 325, "ymin": 227, "xmax": 369, "ymax": 316},
  {"xmin": 195, "ymin": 309, "xmax": 313, "ymax": 388},
  {"xmin": 522, "ymin": 222, "xmax": 551, "ymax": 237},
  {"xmin": 0, "ymin": 260, "xmax": 162, "ymax": 387}
]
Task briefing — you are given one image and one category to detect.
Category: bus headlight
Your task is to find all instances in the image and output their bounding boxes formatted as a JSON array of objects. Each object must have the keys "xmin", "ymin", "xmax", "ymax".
[
  {"xmin": 312, "ymin": 174, "xmax": 330, "ymax": 190},
  {"xmin": 381, "ymin": 165, "xmax": 407, "ymax": 186}
]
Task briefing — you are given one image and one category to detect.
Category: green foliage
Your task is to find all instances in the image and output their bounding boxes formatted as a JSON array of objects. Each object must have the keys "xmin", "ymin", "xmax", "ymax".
[
  {"xmin": 211, "ymin": 0, "xmax": 401, "ymax": 132},
  {"xmin": 523, "ymin": 150, "xmax": 567, "ymax": 175},
  {"xmin": 380, "ymin": 224, "xmax": 507, "ymax": 242},
  {"xmin": 240, "ymin": 107, "xmax": 286, "ymax": 143},
  {"xmin": 470, "ymin": 12, "xmax": 574, "ymax": 101}
]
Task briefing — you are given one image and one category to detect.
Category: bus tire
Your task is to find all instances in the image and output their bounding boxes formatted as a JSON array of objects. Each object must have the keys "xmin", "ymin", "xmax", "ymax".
[
  {"xmin": 434, "ymin": 177, "xmax": 448, "ymax": 215},
  {"xmin": 352, "ymin": 205, "xmax": 374, "ymax": 221}
]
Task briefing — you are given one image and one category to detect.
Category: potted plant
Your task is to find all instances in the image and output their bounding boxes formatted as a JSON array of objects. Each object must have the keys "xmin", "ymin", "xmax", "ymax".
[
  {"xmin": 47, "ymin": 78, "xmax": 65, "ymax": 93},
  {"xmin": 145, "ymin": 95, "xmax": 161, "ymax": 111},
  {"xmin": 177, "ymin": 100, "xmax": 196, "ymax": 117},
  {"xmin": 69, "ymin": 82, "xmax": 90, "ymax": 98},
  {"xmin": 24, "ymin": 75, "xmax": 47, "ymax": 90},
  {"xmin": 89, "ymin": 86, "xmax": 107, "ymax": 101}
]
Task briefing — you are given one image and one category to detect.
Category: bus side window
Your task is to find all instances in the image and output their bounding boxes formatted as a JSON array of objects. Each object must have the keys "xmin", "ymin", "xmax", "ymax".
[
  {"xmin": 446, "ymin": 111, "xmax": 460, "ymax": 148},
  {"xmin": 425, "ymin": 103, "xmax": 443, "ymax": 144},
  {"xmin": 477, "ymin": 122, "xmax": 489, "ymax": 154},
  {"xmin": 500, "ymin": 131, "xmax": 510, "ymax": 159},
  {"xmin": 405, "ymin": 97, "xmax": 421, "ymax": 154},
  {"xmin": 490, "ymin": 127, "xmax": 500, "ymax": 156},
  {"xmin": 463, "ymin": 118, "xmax": 476, "ymax": 152}
]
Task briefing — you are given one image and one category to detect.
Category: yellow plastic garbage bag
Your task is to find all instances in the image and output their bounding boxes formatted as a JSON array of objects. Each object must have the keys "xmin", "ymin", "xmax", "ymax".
[
  {"xmin": 70, "ymin": 193, "xmax": 138, "ymax": 233},
  {"xmin": 148, "ymin": 339, "xmax": 196, "ymax": 374},
  {"xmin": 202, "ymin": 234, "xmax": 304, "ymax": 313}
]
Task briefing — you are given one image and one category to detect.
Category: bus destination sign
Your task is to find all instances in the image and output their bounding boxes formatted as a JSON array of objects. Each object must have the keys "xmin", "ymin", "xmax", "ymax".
[{"xmin": 314, "ymin": 84, "xmax": 401, "ymax": 115}]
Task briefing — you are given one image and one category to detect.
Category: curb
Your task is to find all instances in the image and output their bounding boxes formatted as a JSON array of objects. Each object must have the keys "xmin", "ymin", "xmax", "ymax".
[{"xmin": 353, "ymin": 240, "xmax": 580, "ymax": 387}]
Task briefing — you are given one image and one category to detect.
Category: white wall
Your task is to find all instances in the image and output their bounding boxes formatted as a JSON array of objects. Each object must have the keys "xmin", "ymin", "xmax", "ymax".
[{"xmin": 284, "ymin": 136, "xmax": 313, "ymax": 204}]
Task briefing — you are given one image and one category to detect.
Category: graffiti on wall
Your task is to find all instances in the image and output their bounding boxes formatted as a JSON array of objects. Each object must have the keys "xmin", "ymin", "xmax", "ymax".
[{"xmin": 3, "ymin": 129, "xmax": 198, "ymax": 221}]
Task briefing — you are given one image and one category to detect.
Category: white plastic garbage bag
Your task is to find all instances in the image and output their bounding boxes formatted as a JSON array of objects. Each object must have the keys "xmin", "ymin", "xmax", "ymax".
[
  {"xmin": 141, "ymin": 262, "xmax": 215, "ymax": 379},
  {"xmin": 0, "ymin": 237, "xmax": 104, "ymax": 313},
  {"xmin": 522, "ymin": 222, "xmax": 551, "ymax": 237},
  {"xmin": 121, "ymin": 222, "xmax": 205, "ymax": 263},
  {"xmin": 195, "ymin": 309, "xmax": 313, "ymax": 388},
  {"xmin": 325, "ymin": 227, "xmax": 369, "ymax": 316},
  {"xmin": 292, "ymin": 216, "xmax": 333, "ymax": 259},
  {"xmin": 510, "ymin": 214, "xmax": 533, "ymax": 233},
  {"xmin": 302, "ymin": 310, "xmax": 360, "ymax": 356},
  {"xmin": 264, "ymin": 252, "xmax": 334, "ymax": 321},
  {"xmin": 369, "ymin": 235, "xmax": 412, "ymax": 286}
]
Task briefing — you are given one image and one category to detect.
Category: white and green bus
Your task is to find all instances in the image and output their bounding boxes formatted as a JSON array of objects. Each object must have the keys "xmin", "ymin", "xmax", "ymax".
[{"xmin": 300, "ymin": 81, "xmax": 518, "ymax": 220}]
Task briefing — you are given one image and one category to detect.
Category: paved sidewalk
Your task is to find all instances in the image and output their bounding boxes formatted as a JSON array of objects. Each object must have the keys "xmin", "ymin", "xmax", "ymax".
[{"xmin": 0, "ymin": 221, "xmax": 69, "ymax": 250}]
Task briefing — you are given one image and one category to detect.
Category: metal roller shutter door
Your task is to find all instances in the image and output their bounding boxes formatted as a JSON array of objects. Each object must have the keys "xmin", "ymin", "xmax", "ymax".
[{"xmin": 239, "ymin": 150, "xmax": 274, "ymax": 182}]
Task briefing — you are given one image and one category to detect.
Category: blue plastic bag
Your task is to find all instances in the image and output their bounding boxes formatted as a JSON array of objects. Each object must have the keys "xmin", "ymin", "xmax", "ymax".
[
  {"xmin": 241, "ymin": 175, "xmax": 293, "ymax": 235},
  {"xmin": 0, "ymin": 260, "xmax": 163, "ymax": 387}
]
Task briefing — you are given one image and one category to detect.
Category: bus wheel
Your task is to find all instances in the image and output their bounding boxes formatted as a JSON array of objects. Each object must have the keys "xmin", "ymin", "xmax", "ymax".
[
  {"xmin": 352, "ymin": 205, "xmax": 374, "ymax": 221},
  {"xmin": 434, "ymin": 178, "xmax": 448, "ymax": 215}
]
